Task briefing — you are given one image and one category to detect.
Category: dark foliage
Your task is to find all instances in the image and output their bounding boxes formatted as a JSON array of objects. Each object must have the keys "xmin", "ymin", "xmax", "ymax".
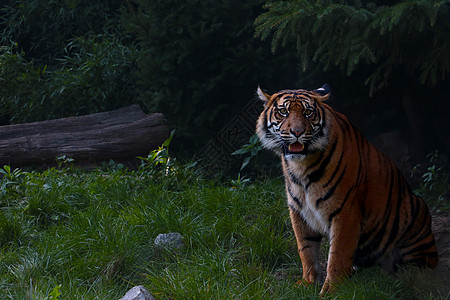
[
  {"xmin": 0, "ymin": 0, "xmax": 449, "ymax": 165},
  {"xmin": 254, "ymin": 0, "xmax": 450, "ymax": 158},
  {"xmin": 255, "ymin": 0, "xmax": 450, "ymax": 91},
  {"xmin": 1, "ymin": 0, "xmax": 126, "ymax": 64},
  {"xmin": 0, "ymin": 1, "xmax": 139, "ymax": 123},
  {"xmin": 122, "ymin": 0, "xmax": 299, "ymax": 151}
]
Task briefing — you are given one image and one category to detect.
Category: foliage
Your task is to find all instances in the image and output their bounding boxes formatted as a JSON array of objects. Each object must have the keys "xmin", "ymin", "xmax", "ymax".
[
  {"xmin": 229, "ymin": 173, "xmax": 252, "ymax": 190},
  {"xmin": 232, "ymin": 134, "xmax": 263, "ymax": 171},
  {"xmin": 0, "ymin": 165, "xmax": 27, "ymax": 197},
  {"xmin": 138, "ymin": 129, "xmax": 176, "ymax": 176},
  {"xmin": 255, "ymin": 0, "xmax": 450, "ymax": 92},
  {"xmin": 122, "ymin": 0, "xmax": 299, "ymax": 150},
  {"xmin": 0, "ymin": 45, "xmax": 44, "ymax": 123},
  {"xmin": 46, "ymin": 284, "xmax": 62, "ymax": 300},
  {"xmin": 0, "ymin": 1, "xmax": 139, "ymax": 124},
  {"xmin": 0, "ymin": 0, "xmax": 300, "ymax": 155},
  {"xmin": 0, "ymin": 0, "xmax": 126, "ymax": 63},
  {"xmin": 412, "ymin": 151, "xmax": 449, "ymax": 212},
  {"xmin": 0, "ymin": 34, "xmax": 138, "ymax": 123}
]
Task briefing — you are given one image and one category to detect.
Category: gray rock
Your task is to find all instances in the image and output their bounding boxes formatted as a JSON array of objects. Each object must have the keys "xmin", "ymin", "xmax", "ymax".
[
  {"xmin": 119, "ymin": 285, "xmax": 154, "ymax": 300},
  {"xmin": 154, "ymin": 232, "xmax": 184, "ymax": 250}
]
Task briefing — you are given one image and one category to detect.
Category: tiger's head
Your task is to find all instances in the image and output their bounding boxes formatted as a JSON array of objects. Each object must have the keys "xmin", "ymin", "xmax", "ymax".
[{"xmin": 256, "ymin": 84, "xmax": 331, "ymax": 160}]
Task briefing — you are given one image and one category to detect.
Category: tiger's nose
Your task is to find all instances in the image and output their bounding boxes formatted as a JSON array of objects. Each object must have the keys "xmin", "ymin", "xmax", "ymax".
[{"xmin": 290, "ymin": 128, "xmax": 304, "ymax": 137}]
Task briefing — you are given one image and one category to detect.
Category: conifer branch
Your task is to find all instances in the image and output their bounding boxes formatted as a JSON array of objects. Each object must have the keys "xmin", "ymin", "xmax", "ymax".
[{"xmin": 254, "ymin": 0, "xmax": 450, "ymax": 91}]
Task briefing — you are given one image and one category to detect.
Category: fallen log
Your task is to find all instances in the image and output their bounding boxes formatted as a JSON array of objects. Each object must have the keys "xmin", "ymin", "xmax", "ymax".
[{"xmin": 0, "ymin": 105, "xmax": 169, "ymax": 167}]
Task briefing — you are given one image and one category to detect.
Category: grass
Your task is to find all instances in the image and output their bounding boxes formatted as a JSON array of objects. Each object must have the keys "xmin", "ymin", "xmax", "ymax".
[{"xmin": 0, "ymin": 162, "xmax": 447, "ymax": 299}]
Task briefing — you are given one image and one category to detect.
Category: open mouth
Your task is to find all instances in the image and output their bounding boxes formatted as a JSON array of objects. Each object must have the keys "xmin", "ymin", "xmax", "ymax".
[{"xmin": 284, "ymin": 142, "xmax": 305, "ymax": 155}]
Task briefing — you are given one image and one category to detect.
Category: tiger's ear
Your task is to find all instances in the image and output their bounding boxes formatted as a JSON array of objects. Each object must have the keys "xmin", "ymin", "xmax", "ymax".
[
  {"xmin": 312, "ymin": 84, "xmax": 331, "ymax": 101},
  {"xmin": 257, "ymin": 86, "xmax": 271, "ymax": 105}
]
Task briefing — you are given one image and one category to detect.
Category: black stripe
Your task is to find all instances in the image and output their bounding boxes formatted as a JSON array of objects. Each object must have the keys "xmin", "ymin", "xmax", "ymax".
[
  {"xmin": 358, "ymin": 222, "xmax": 380, "ymax": 248},
  {"xmin": 267, "ymin": 108, "xmax": 275, "ymax": 129},
  {"xmin": 305, "ymin": 151, "xmax": 324, "ymax": 173},
  {"xmin": 354, "ymin": 131, "xmax": 365, "ymax": 187},
  {"xmin": 288, "ymin": 203, "xmax": 301, "ymax": 214},
  {"xmin": 402, "ymin": 240, "xmax": 436, "ymax": 256},
  {"xmin": 304, "ymin": 235, "xmax": 322, "ymax": 242},
  {"xmin": 399, "ymin": 198, "xmax": 430, "ymax": 246},
  {"xmin": 424, "ymin": 252, "xmax": 438, "ymax": 258},
  {"xmin": 305, "ymin": 139, "xmax": 337, "ymax": 189},
  {"xmin": 332, "ymin": 110, "xmax": 351, "ymax": 133},
  {"xmin": 379, "ymin": 170, "xmax": 404, "ymax": 253},
  {"xmin": 263, "ymin": 108, "xmax": 268, "ymax": 130},
  {"xmin": 396, "ymin": 182, "xmax": 420, "ymax": 243},
  {"xmin": 287, "ymin": 185, "xmax": 302, "ymax": 208},
  {"xmin": 323, "ymin": 147, "xmax": 344, "ymax": 188},
  {"xmin": 316, "ymin": 166, "xmax": 346, "ymax": 207},
  {"xmin": 356, "ymin": 166, "xmax": 395, "ymax": 258},
  {"xmin": 300, "ymin": 245, "xmax": 311, "ymax": 252},
  {"xmin": 328, "ymin": 186, "xmax": 353, "ymax": 224},
  {"xmin": 402, "ymin": 225, "xmax": 433, "ymax": 250},
  {"xmin": 288, "ymin": 170, "xmax": 303, "ymax": 187}
]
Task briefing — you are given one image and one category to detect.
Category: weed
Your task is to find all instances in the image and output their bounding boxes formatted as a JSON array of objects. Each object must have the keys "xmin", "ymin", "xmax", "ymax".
[
  {"xmin": 229, "ymin": 173, "xmax": 252, "ymax": 190},
  {"xmin": 232, "ymin": 134, "xmax": 262, "ymax": 172},
  {"xmin": 138, "ymin": 129, "xmax": 176, "ymax": 176},
  {"xmin": 46, "ymin": 284, "xmax": 62, "ymax": 300},
  {"xmin": 412, "ymin": 150, "xmax": 449, "ymax": 212},
  {"xmin": 0, "ymin": 165, "xmax": 27, "ymax": 197}
]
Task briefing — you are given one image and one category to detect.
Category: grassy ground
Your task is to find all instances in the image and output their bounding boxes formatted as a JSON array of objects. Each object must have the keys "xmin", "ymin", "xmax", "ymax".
[{"xmin": 0, "ymin": 162, "xmax": 447, "ymax": 299}]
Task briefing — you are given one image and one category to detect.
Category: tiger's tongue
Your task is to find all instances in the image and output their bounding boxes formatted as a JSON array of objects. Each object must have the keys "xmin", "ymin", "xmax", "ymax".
[{"xmin": 289, "ymin": 142, "xmax": 304, "ymax": 153}]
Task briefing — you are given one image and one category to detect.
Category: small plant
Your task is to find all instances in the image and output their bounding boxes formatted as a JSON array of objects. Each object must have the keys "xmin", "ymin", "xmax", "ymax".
[
  {"xmin": 0, "ymin": 165, "xmax": 27, "ymax": 196},
  {"xmin": 229, "ymin": 173, "xmax": 252, "ymax": 190},
  {"xmin": 411, "ymin": 150, "xmax": 449, "ymax": 212},
  {"xmin": 56, "ymin": 155, "xmax": 75, "ymax": 168},
  {"xmin": 232, "ymin": 134, "xmax": 262, "ymax": 171},
  {"xmin": 46, "ymin": 284, "xmax": 62, "ymax": 300},
  {"xmin": 100, "ymin": 160, "xmax": 125, "ymax": 172},
  {"xmin": 138, "ymin": 129, "xmax": 176, "ymax": 176}
]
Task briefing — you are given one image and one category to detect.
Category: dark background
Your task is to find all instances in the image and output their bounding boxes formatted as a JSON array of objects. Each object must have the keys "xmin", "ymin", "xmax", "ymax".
[{"xmin": 0, "ymin": 0, "xmax": 448, "ymax": 180}]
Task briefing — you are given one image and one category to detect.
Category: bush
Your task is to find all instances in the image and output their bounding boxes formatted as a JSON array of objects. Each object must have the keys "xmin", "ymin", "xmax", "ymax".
[
  {"xmin": 0, "ymin": 0, "xmax": 126, "ymax": 63},
  {"xmin": 412, "ymin": 151, "xmax": 449, "ymax": 212},
  {"xmin": 0, "ymin": 35, "xmax": 138, "ymax": 123},
  {"xmin": 0, "ymin": 1, "xmax": 140, "ymax": 124}
]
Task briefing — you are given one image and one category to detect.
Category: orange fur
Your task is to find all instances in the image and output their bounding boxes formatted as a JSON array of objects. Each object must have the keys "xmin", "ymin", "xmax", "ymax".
[{"xmin": 256, "ymin": 85, "xmax": 438, "ymax": 295}]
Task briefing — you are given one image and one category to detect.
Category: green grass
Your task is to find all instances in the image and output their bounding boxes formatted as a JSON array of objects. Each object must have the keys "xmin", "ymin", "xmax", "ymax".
[{"xmin": 0, "ymin": 164, "xmax": 447, "ymax": 299}]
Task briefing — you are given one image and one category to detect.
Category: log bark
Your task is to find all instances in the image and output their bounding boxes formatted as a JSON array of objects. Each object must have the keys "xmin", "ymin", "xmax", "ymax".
[{"xmin": 0, "ymin": 105, "xmax": 169, "ymax": 166}]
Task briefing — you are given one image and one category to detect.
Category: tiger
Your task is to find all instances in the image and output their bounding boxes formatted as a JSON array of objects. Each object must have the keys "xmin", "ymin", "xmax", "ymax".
[{"xmin": 256, "ymin": 84, "xmax": 438, "ymax": 294}]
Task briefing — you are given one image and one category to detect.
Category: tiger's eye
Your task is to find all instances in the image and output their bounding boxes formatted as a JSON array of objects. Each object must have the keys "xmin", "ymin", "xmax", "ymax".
[
  {"xmin": 278, "ymin": 107, "xmax": 288, "ymax": 115},
  {"xmin": 304, "ymin": 108, "xmax": 314, "ymax": 117}
]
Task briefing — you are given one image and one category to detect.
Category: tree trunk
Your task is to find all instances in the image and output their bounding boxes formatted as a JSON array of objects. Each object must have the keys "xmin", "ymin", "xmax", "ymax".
[{"xmin": 0, "ymin": 105, "xmax": 169, "ymax": 167}]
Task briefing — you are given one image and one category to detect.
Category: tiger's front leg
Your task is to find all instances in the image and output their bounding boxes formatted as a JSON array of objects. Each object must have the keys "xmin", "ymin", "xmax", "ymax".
[
  {"xmin": 289, "ymin": 208, "xmax": 322, "ymax": 284},
  {"xmin": 320, "ymin": 214, "xmax": 360, "ymax": 295}
]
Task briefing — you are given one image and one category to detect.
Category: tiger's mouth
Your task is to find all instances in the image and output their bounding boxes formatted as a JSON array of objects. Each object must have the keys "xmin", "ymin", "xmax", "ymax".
[{"xmin": 284, "ymin": 142, "xmax": 305, "ymax": 155}]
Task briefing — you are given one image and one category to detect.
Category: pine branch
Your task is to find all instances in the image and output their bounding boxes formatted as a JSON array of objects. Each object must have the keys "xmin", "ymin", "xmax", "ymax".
[{"xmin": 254, "ymin": 0, "xmax": 450, "ymax": 90}]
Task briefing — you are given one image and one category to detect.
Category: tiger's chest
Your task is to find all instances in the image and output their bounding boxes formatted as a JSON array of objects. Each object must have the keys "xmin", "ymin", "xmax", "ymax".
[{"xmin": 286, "ymin": 178, "xmax": 331, "ymax": 236}]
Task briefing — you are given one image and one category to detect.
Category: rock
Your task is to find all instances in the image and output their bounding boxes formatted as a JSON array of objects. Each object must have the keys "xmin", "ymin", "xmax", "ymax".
[
  {"xmin": 119, "ymin": 285, "xmax": 155, "ymax": 300},
  {"xmin": 154, "ymin": 232, "xmax": 184, "ymax": 250}
]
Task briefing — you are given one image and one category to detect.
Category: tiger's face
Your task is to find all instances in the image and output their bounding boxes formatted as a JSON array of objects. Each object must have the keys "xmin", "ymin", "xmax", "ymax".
[{"xmin": 256, "ymin": 85, "xmax": 331, "ymax": 160}]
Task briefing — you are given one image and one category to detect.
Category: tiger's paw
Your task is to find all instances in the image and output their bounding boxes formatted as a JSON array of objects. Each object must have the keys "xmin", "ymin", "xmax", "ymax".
[
  {"xmin": 319, "ymin": 281, "xmax": 335, "ymax": 296},
  {"xmin": 295, "ymin": 278, "xmax": 313, "ymax": 287}
]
